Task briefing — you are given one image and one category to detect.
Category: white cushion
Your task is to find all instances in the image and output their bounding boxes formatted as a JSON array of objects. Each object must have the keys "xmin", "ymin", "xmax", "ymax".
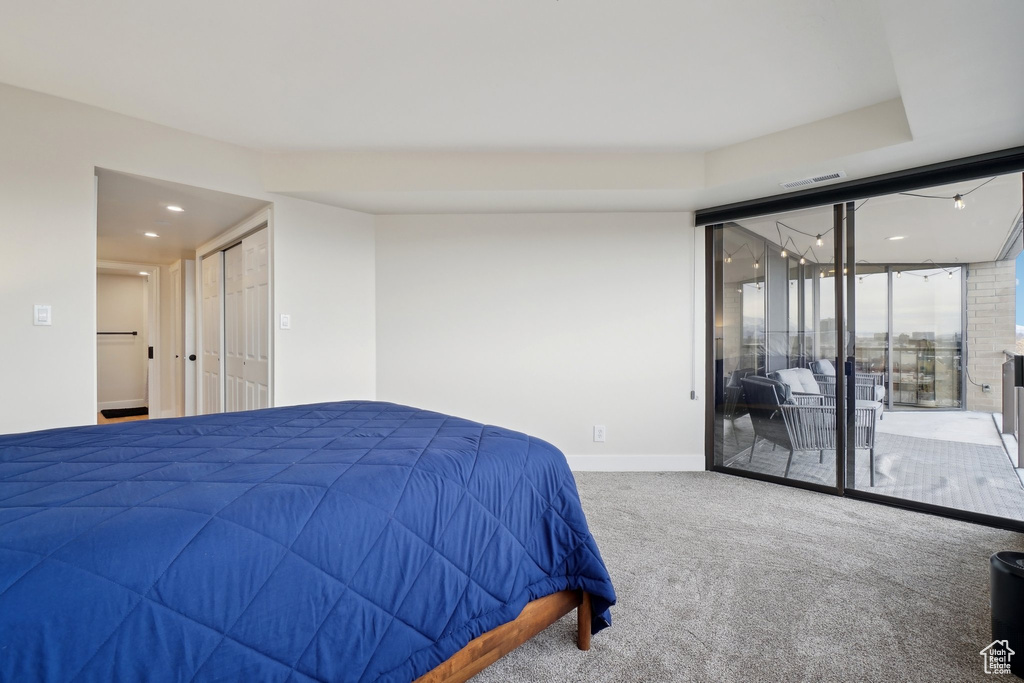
[
  {"xmin": 811, "ymin": 359, "xmax": 836, "ymax": 376},
  {"xmin": 773, "ymin": 368, "xmax": 821, "ymax": 395}
]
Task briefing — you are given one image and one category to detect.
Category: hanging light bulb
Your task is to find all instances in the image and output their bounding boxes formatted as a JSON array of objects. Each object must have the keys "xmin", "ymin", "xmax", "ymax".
[
  {"xmin": 924, "ymin": 275, "xmax": 929, "ymax": 282},
  {"xmin": 780, "ymin": 248, "xmax": 788, "ymax": 258},
  {"xmin": 799, "ymin": 256, "xmax": 806, "ymax": 265},
  {"xmin": 953, "ymin": 194, "xmax": 965, "ymax": 210},
  {"xmin": 725, "ymin": 254, "xmax": 732, "ymax": 263},
  {"xmin": 896, "ymin": 271, "xmax": 901, "ymax": 278},
  {"xmin": 753, "ymin": 259, "xmax": 760, "ymax": 269},
  {"xmin": 858, "ymin": 276, "xmax": 864, "ymax": 284},
  {"xmin": 843, "ymin": 267, "xmax": 848, "ymax": 275},
  {"xmin": 816, "ymin": 234, "xmax": 824, "ymax": 246},
  {"xmin": 756, "ymin": 281, "xmax": 761, "ymax": 290},
  {"xmin": 948, "ymin": 271, "xmax": 953, "ymax": 279},
  {"xmin": 819, "ymin": 270, "xmax": 825, "ymax": 279}
]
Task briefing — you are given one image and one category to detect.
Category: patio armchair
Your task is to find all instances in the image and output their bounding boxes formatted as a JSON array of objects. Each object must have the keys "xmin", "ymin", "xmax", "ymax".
[
  {"xmin": 723, "ymin": 367, "xmax": 755, "ymax": 421},
  {"xmin": 773, "ymin": 366, "xmax": 884, "ymax": 423},
  {"xmin": 742, "ymin": 375, "xmax": 879, "ymax": 485},
  {"xmin": 808, "ymin": 359, "xmax": 886, "ymax": 410}
]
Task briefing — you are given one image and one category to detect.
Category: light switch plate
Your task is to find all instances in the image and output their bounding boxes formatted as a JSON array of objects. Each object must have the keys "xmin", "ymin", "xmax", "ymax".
[
  {"xmin": 34, "ymin": 304, "xmax": 52, "ymax": 326},
  {"xmin": 279, "ymin": 314, "xmax": 291, "ymax": 330}
]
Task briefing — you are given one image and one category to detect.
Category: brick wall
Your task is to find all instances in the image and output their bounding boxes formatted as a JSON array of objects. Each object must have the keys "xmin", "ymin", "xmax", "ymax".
[{"xmin": 966, "ymin": 260, "xmax": 1016, "ymax": 412}]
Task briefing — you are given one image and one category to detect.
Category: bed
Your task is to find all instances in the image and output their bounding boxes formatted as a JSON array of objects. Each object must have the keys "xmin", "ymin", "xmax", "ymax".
[{"xmin": 0, "ymin": 401, "xmax": 616, "ymax": 682}]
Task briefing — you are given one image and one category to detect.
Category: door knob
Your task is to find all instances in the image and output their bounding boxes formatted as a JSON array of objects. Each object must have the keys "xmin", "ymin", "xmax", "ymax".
[{"xmin": 188, "ymin": 354, "xmax": 197, "ymax": 361}]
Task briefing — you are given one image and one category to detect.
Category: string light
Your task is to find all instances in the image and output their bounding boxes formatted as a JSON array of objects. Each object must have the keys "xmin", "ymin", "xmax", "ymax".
[
  {"xmin": 753, "ymin": 259, "xmax": 760, "ymax": 270},
  {"xmin": 799, "ymin": 255, "xmax": 806, "ymax": 265},
  {"xmin": 780, "ymin": 248, "xmax": 788, "ymax": 258},
  {"xmin": 899, "ymin": 177, "xmax": 995, "ymax": 209},
  {"xmin": 815, "ymin": 234, "xmax": 824, "ymax": 247},
  {"xmin": 896, "ymin": 271, "xmax": 901, "ymax": 278},
  {"xmin": 948, "ymin": 271, "xmax": 953, "ymax": 279}
]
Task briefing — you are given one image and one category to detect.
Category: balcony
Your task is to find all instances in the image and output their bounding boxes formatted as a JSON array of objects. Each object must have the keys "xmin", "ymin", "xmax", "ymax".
[{"xmin": 720, "ymin": 408, "xmax": 1024, "ymax": 521}]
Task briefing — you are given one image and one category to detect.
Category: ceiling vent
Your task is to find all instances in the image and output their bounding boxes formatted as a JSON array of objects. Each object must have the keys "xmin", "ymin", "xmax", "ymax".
[{"xmin": 780, "ymin": 171, "xmax": 847, "ymax": 190}]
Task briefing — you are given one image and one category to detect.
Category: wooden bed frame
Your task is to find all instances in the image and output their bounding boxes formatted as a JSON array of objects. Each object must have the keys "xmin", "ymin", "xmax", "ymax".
[{"xmin": 415, "ymin": 590, "xmax": 591, "ymax": 683}]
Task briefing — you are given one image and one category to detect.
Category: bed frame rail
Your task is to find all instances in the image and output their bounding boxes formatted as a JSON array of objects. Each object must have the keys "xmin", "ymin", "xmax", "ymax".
[{"xmin": 415, "ymin": 590, "xmax": 591, "ymax": 683}]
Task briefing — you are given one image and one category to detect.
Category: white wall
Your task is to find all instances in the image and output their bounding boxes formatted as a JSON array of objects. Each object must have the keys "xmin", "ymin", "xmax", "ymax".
[
  {"xmin": 0, "ymin": 82, "xmax": 376, "ymax": 434},
  {"xmin": 375, "ymin": 213, "xmax": 705, "ymax": 469},
  {"xmin": 96, "ymin": 273, "xmax": 147, "ymax": 409},
  {"xmin": 273, "ymin": 201, "xmax": 376, "ymax": 407}
]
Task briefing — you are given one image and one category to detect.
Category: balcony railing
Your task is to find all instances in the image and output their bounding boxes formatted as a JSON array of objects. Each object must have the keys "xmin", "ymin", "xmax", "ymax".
[{"xmin": 1001, "ymin": 351, "xmax": 1023, "ymax": 468}]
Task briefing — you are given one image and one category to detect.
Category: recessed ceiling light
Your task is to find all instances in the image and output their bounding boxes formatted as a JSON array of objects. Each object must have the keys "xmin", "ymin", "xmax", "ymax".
[
  {"xmin": 166, "ymin": 205, "xmax": 184, "ymax": 212},
  {"xmin": 887, "ymin": 236, "xmax": 906, "ymax": 241},
  {"xmin": 139, "ymin": 271, "xmax": 149, "ymax": 276},
  {"xmin": 144, "ymin": 232, "xmax": 159, "ymax": 238}
]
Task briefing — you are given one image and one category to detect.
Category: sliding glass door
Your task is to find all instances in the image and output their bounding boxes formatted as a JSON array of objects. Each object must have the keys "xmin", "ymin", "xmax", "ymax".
[
  {"xmin": 707, "ymin": 162, "xmax": 1024, "ymax": 529},
  {"xmin": 711, "ymin": 205, "xmax": 845, "ymax": 491}
]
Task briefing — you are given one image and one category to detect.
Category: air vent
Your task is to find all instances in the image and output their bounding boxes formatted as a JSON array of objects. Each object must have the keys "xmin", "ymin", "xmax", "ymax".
[{"xmin": 781, "ymin": 170, "xmax": 847, "ymax": 190}]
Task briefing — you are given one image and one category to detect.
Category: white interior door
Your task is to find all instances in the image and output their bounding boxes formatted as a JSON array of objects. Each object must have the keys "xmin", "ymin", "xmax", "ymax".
[
  {"xmin": 243, "ymin": 229, "xmax": 270, "ymax": 410},
  {"xmin": 201, "ymin": 253, "xmax": 223, "ymax": 414},
  {"xmin": 183, "ymin": 259, "xmax": 196, "ymax": 416},
  {"xmin": 170, "ymin": 261, "xmax": 184, "ymax": 416},
  {"xmin": 223, "ymin": 244, "xmax": 245, "ymax": 412}
]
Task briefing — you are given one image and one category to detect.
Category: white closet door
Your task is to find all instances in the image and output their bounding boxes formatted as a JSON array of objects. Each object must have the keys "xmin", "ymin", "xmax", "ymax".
[
  {"xmin": 242, "ymin": 228, "xmax": 270, "ymax": 410},
  {"xmin": 201, "ymin": 253, "xmax": 223, "ymax": 414},
  {"xmin": 223, "ymin": 244, "xmax": 245, "ymax": 412}
]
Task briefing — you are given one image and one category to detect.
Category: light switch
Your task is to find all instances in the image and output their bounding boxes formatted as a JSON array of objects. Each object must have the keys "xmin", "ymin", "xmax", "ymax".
[
  {"xmin": 34, "ymin": 304, "xmax": 52, "ymax": 326},
  {"xmin": 279, "ymin": 314, "xmax": 291, "ymax": 330}
]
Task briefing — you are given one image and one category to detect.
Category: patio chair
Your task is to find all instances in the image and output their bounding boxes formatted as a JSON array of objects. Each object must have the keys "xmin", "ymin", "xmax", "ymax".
[
  {"xmin": 809, "ymin": 359, "xmax": 886, "ymax": 412},
  {"xmin": 723, "ymin": 367, "xmax": 755, "ymax": 421},
  {"xmin": 773, "ymin": 367, "xmax": 884, "ymax": 419},
  {"xmin": 741, "ymin": 376, "xmax": 879, "ymax": 484}
]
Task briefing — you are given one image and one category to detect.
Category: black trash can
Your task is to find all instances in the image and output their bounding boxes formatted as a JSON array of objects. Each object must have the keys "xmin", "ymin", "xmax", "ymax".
[{"xmin": 991, "ymin": 552, "xmax": 1024, "ymax": 678}]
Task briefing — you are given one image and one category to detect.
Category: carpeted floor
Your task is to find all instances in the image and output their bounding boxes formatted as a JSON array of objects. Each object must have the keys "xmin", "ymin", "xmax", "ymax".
[{"xmin": 476, "ymin": 472, "xmax": 1024, "ymax": 682}]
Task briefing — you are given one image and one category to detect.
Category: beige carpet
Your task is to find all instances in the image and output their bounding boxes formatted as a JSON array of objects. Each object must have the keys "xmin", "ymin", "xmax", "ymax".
[{"xmin": 475, "ymin": 471, "xmax": 1024, "ymax": 683}]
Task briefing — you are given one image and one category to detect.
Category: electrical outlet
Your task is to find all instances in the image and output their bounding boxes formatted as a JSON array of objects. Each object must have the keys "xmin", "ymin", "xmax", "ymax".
[
  {"xmin": 279, "ymin": 314, "xmax": 291, "ymax": 330},
  {"xmin": 982, "ymin": 383, "xmax": 991, "ymax": 392},
  {"xmin": 593, "ymin": 425, "xmax": 606, "ymax": 443}
]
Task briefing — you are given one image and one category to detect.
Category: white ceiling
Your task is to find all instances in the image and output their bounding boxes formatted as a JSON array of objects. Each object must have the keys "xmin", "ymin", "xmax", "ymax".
[
  {"xmin": 734, "ymin": 172, "xmax": 1024, "ymax": 264},
  {"xmin": 2, "ymin": 0, "xmax": 1023, "ymax": 214},
  {"xmin": 96, "ymin": 169, "xmax": 269, "ymax": 264},
  {"xmin": 0, "ymin": 1, "xmax": 898, "ymax": 151}
]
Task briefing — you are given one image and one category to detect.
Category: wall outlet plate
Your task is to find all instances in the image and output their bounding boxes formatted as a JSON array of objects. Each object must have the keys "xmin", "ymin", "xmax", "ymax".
[{"xmin": 593, "ymin": 425, "xmax": 606, "ymax": 442}]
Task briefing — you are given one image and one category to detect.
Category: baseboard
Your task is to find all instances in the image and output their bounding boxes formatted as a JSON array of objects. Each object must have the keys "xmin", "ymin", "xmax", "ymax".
[
  {"xmin": 564, "ymin": 454, "xmax": 704, "ymax": 472},
  {"xmin": 98, "ymin": 399, "xmax": 147, "ymax": 411}
]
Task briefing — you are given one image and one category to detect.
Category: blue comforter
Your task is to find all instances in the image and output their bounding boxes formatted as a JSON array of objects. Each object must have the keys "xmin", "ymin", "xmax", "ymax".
[{"xmin": 0, "ymin": 401, "xmax": 615, "ymax": 682}]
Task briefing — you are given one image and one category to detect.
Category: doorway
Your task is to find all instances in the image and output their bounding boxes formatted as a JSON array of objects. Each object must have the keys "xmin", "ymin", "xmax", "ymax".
[
  {"xmin": 96, "ymin": 261, "xmax": 160, "ymax": 421},
  {"xmin": 95, "ymin": 168, "xmax": 271, "ymax": 419}
]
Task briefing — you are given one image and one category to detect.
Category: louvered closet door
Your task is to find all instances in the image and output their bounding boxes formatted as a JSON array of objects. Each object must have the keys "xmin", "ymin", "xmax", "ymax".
[
  {"xmin": 223, "ymin": 244, "xmax": 245, "ymax": 412},
  {"xmin": 242, "ymin": 228, "xmax": 270, "ymax": 410}
]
